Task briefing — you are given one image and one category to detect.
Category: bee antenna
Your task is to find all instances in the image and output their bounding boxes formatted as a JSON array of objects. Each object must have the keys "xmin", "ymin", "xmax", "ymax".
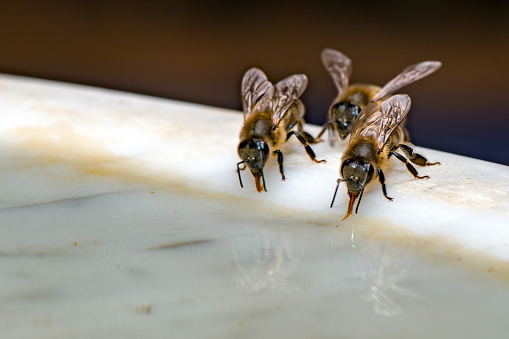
[
  {"xmin": 355, "ymin": 187, "xmax": 365, "ymax": 214},
  {"xmin": 236, "ymin": 160, "xmax": 248, "ymax": 188},
  {"xmin": 330, "ymin": 178, "xmax": 349, "ymax": 208},
  {"xmin": 261, "ymin": 169, "xmax": 267, "ymax": 192}
]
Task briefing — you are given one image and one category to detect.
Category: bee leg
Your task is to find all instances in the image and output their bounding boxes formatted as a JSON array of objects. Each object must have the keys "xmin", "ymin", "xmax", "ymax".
[
  {"xmin": 298, "ymin": 122, "xmax": 321, "ymax": 144},
  {"xmin": 287, "ymin": 130, "xmax": 326, "ymax": 164},
  {"xmin": 273, "ymin": 150, "xmax": 286, "ymax": 181},
  {"xmin": 316, "ymin": 123, "xmax": 328, "ymax": 141},
  {"xmin": 355, "ymin": 188, "xmax": 365, "ymax": 214},
  {"xmin": 261, "ymin": 170, "xmax": 267, "ymax": 192},
  {"xmin": 236, "ymin": 160, "xmax": 248, "ymax": 188},
  {"xmin": 330, "ymin": 179, "xmax": 341, "ymax": 208},
  {"xmin": 286, "ymin": 120, "xmax": 299, "ymax": 131},
  {"xmin": 395, "ymin": 144, "xmax": 440, "ymax": 167},
  {"xmin": 377, "ymin": 168, "xmax": 393, "ymax": 201},
  {"xmin": 317, "ymin": 120, "xmax": 338, "ymax": 144},
  {"xmin": 302, "ymin": 131, "xmax": 319, "ymax": 144},
  {"xmin": 390, "ymin": 150, "xmax": 429, "ymax": 179},
  {"xmin": 288, "ymin": 120, "xmax": 321, "ymax": 144}
]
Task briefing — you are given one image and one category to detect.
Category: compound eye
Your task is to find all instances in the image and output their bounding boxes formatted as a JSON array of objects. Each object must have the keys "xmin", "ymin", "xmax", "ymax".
[
  {"xmin": 346, "ymin": 104, "xmax": 360, "ymax": 120},
  {"xmin": 341, "ymin": 159, "xmax": 354, "ymax": 175},
  {"xmin": 365, "ymin": 163, "xmax": 374, "ymax": 183},
  {"xmin": 260, "ymin": 141, "xmax": 270, "ymax": 162},
  {"xmin": 238, "ymin": 140, "xmax": 249, "ymax": 151},
  {"xmin": 331, "ymin": 103, "xmax": 347, "ymax": 118}
]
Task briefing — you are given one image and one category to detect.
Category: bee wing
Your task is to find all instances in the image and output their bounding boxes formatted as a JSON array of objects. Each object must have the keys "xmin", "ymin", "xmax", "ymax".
[
  {"xmin": 350, "ymin": 94, "xmax": 411, "ymax": 150},
  {"xmin": 270, "ymin": 74, "xmax": 308, "ymax": 126},
  {"xmin": 241, "ymin": 68, "xmax": 273, "ymax": 119},
  {"xmin": 321, "ymin": 48, "xmax": 352, "ymax": 96},
  {"xmin": 371, "ymin": 61, "xmax": 441, "ymax": 102}
]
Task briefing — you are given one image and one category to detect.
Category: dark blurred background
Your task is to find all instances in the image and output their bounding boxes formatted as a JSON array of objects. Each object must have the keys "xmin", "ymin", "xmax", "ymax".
[{"xmin": 0, "ymin": 0, "xmax": 508, "ymax": 165}]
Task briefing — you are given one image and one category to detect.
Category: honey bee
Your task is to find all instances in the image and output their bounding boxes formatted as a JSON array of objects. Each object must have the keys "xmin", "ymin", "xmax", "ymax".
[
  {"xmin": 237, "ymin": 68, "xmax": 325, "ymax": 192},
  {"xmin": 330, "ymin": 94, "xmax": 440, "ymax": 220},
  {"xmin": 317, "ymin": 48, "xmax": 441, "ymax": 145}
]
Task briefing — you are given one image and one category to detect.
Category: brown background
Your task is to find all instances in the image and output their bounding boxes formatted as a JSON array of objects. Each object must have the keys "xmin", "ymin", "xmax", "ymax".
[{"xmin": 0, "ymin": 0, "xmax": 508, "ymax": 165}]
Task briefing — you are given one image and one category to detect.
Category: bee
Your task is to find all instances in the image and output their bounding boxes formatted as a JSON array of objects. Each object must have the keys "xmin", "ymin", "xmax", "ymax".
[
  {"xmin": 330, "ymin": 94, "xmax": 440, "ymax": 220},
  {"xmin": 237, "ymin": 68, "xmax": 325, "ymax": 192},
  {"xmin": 317, "ymin": 48, "xmax": 441, "ymax": 145}
]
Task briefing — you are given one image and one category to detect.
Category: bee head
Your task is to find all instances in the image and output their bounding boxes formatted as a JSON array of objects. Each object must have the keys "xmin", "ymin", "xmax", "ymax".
[
  {"xmin": 330, "ymin": 159, "xmax": 374, "ymax": 219},
  {"xmin": 237, "ymin": 140, "xmax": 270, "ymax": 192},
  {"xmin": 330, "ymin": 102, "xmax": 360, "ymax": 139},
  {"xmin": 238, "ymin": 140, "xmax": 270, "ymax": 172},
  {"xmin": 341, "ymin": 159, "xmax": 375, "ymax": 194}
]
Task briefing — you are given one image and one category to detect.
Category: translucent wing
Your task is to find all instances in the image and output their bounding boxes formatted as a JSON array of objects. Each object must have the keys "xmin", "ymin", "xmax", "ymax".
[
  {"xmin": 241, "ymin": 68, "xmax": 273, "ymax": 119},
  {"xmin": 326, "ymin": 117, "xmax": 340, "ymax": 147},
  {"xmin": 270, "ymin": 74, "xmax": 308, "ymax": 126},
  {"xmin": 349, "ymin": 102, "xmax": 380, "ymax": 142},
  {"xmin": 350, "ymin": 94, "xmax": 411, "ymax": 150},
  {"xmin": 321, "ymin": 48, "xmax": 352, "ymax": 97},
  {"xmin": 371, "ymin": 61, "xmax": 441, "ymax": 102}
]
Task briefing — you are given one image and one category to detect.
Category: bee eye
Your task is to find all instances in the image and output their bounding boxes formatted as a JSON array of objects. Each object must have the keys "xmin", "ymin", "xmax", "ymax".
[
  {"xmin": 238, "ymin": 141, "xmax": 249, "ymax": 150},
  {"xmin": 332, "ymin": 103, "xmax": 347, "ymax": 116},
  {"xmin": 365, "ymin": 163, "xmax": 374, "ymax": 183},
  {"xmin": 258, "ymin": 141, "xmax": 270, "ymax": 162},
  {"xmin": 346, "ymin": 104, "xmax": 360, "ymax": 119}
]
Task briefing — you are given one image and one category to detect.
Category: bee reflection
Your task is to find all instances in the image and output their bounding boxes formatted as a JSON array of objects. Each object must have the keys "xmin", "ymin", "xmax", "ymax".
[
  {"xmin": 331, "ymin": 223, "xmax": 415, "ymax": 316},
  {"xmin": 231, "ymin": 225, "xmax": 307, "ymax": 292}
]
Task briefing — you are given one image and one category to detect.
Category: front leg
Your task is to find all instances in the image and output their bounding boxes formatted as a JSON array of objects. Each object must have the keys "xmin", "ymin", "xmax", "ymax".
[
  {"xmin": 273, "ymin": 150, "xmax": 285, "ymax": 181},
  {"xmin": 315, "ymin": 123, "xmax": 328, "ymax": 142},
  {"xmin": 236, "ymin": 160, "xmax": 248, "ymax": 188},
  {"xmin": 378, "ymin": 168, "xmax": 393, "ymax": 201}
]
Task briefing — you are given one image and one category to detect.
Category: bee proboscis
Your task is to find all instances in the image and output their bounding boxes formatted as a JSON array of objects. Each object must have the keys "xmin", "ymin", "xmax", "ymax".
[
  {"xmin": 237, "ymin": 68, "xmax": 325, "ymax": 192},
  {"xmin": 330, "ymin": 94, "xmax": 440, "ymax": 220},
  {"xmin": 318, "ymin": 48, "xmax": 441, "ymax": 145}
]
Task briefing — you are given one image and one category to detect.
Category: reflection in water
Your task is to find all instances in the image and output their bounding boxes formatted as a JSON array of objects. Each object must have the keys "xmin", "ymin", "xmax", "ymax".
[
  {"xmin": 231, "ymin": 221, "xmax": 417, "ymax": 316},
  {"xmin": 332, "ymin": 223, "xmax": 416, "ymax": 316},
  {"xmin": 231, "ymin": 224, "xmax": 306, "ymax": 292}
]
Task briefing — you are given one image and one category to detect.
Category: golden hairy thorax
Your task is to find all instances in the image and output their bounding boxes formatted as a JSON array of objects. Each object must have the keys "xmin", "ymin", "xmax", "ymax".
[
  {"xmin": 240, "ymin": 100, "xmax": 304, "ymax": 149},
  {"xmin": 340, "ymin": 84, "xmax": 382, "ymax": 106},
  {"xmin": 240, "ymin": 111, "xmax": 275, "ymax": 144},
  {"xmin": 343, "ymin": 137, "xmax": 383, "ymax": 169}
]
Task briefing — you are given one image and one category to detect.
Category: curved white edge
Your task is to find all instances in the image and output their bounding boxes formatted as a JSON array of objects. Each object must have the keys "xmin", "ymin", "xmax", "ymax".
[{"xmin": 0, "ymin": 74, "xmax": 507, "ymax": 260}]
